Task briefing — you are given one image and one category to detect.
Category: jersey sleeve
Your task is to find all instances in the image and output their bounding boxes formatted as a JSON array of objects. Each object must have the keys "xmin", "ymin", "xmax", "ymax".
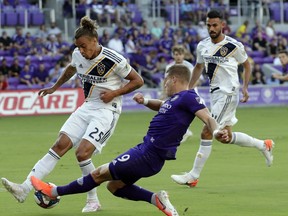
[
  {"xmin": 196, "ymin": 42, "xmax": 205, "ymax": 64},
  {"xmin": 182, "ymin": 91, "xmax": 206, "ymax": 113},
  {"xmin": 233, "ymin": 41, "xmax": 248, "ymax": 64},
  {"xmin": 115, "ymin": 58, "xmax": 132, "ymax": 78}
]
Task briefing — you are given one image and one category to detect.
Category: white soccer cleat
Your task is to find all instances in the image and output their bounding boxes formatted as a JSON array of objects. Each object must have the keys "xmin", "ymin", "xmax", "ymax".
[
  {"xmin": 1, "ymin": 177, "xmax": 29, "ymax": 203},
  {"xmin": 82, "ymin": 200, "xmax": 101, "ymax": 213},
  {"xmin": 171, "ymin": 173, "xmax": 199, "ymax": 187},
  {"xmin": 262, "ymin": 139, "xmax": 275, "ymax": 167},
  {"xmin": 181, "ymin": 129, "xmax": 193, "ymax": 143},
  {"xmin": 155, "ymin": 190, "xmax": 179, "ymax": 216}
]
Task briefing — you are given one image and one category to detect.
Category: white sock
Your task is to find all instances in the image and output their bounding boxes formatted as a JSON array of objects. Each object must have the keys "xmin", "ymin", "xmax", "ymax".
[
  {"xmin": 230, "ymin": 132, "xmax": 265, "ymax": 150},
  {"xmin": 189, "ymin": 140, "xmax": 212, "ymax": 179},
  {"xmin": 22, "ymin": 148, "xmax": 60, "ymax": 192},
  {"xmin": 79, "ymin": 159, "xmax": 100, "ymax": 203}
]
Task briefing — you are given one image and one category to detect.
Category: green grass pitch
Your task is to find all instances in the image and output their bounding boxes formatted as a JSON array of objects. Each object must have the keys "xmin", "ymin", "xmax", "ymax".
[{"xmin": 0, "ymin": 106, "xmax": 287, "ymax": 216}]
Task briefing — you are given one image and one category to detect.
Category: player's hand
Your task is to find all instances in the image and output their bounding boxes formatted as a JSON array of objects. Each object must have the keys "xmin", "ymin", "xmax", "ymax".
[
  {"xmin": 133, "ymin": 92, "xmax": 145, "ymax": 104},
  {"xmin": 100, "ymin": 90, "xmax": 116, "ymax": 103},
  {"xmin": 214, "ymin": 129, "xmax": 229, "ymax": 143},
  {"xmin": 38, "ymin": 87, "xmax": 56, "ymax": 97},
  {"xmin": 240, "ymin": 87, "xmax": 249, "ymax": 103}
]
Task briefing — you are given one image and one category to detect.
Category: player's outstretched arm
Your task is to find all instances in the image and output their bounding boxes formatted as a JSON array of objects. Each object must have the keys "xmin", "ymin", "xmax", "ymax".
[
  {"xmin": 133, "ymin": 92, "xmax": 163, "ymax": 111},
  {"xmin": 195, "ymin": 108, "xmax": 229, "ymax": 142}
]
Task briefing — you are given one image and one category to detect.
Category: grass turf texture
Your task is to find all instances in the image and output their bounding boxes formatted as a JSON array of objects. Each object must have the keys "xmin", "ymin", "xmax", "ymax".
[{"xmin": 0, "ymin": 106, "xmax": 287, "ymax": 216}]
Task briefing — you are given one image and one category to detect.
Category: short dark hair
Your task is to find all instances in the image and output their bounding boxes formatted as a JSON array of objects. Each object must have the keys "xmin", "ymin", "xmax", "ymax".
[
  {"xmin": 278, "ymin": 50, "xmax": 288, "ymax": 56},
  {"xmin": 207, "ymin": 10, "xmax": 223, "ymax": 20}
]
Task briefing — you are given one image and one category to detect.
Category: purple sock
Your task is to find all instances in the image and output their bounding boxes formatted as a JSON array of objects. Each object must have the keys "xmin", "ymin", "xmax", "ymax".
[
  {"xmin": 57, "ymin": 174, "xmax": 99, "ymax": 196},
  {"xmin": 113, "ymin": 184, "xmax": 153, "ymax": 203}
]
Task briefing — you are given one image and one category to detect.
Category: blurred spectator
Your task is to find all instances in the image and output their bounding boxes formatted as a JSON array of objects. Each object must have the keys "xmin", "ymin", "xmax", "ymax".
[
  {"xmin": 19, "ymin": 64, "xmax": 34, "ymax": 87},
  {"xmin": 21, "ymin": 39, "xmax": 37, "ymax": 56},
  {"xmin": 173, "ymin": 28, "xmax": 184, "ymax": 45},
  {"xmin": 265, "ymin": 20, "xmax": 276, "ymax": 39},
  {"xmin": 62, "ymin": 0, "xmax": 73, "ymax": 18},
  {"xmin": 56, "ymin": 34, "xmax": 71, "ymax": 55},
  {"xmin": 0, "ymin": 31, "xmax": 13, "ymax": 51},
  {"xmin": 48, "ymin": 22, "xmax": 62, "ymax": 37},
  {"xmin": 0, "ymin": 58, "xmax": 10, "ymax": 77},
  {"xmin": 46, "ymin": 34, "xmax": 60, "ymax": 56},
  {"xmin": 127, "ymin": 21, "xmax": 140, "ymax": 36},
  {"xmin": 272, "ymin": 50, "xmax": 288, "ymax": 84},
  {"xmin": 138, "ymin": 27, "xmax": 154, "ymax": 47},
  {"xmin": 34, "ymin": 36, "xmax": 49, "ymax": 56},
  {"xmin": 197, "ymin": 21, "xmax": 209, "ymax": 40},
  {"xmin": 163, "ymin": 20, "xmax": 174, "ymax": 37},
  {"xmin": 35, "ymin": 24, "xmax": 49, "ymax": 40},
  {"xmin": 236, "ymin": 20, "xmax": 249, "ymax": 39},
  {"xmin": 104, "ymin": 0, "xmax": 117, "ymax": 26},
  {"xmin": 49, "ymin": 62, "xmax": 63, "ymax": 83},
  {"xmin": 252, "ymin": 31, "xmax": 267, "ymax": 53},
  {"xmin": 76, "ymin": 0, "xmax": 88, "ymax": 23},
  {"xmin": 90, "ymin": 0, "xmax": 105, "ymax": 25},
  {"xmin": 196, "ymin": 0, "xmax": 207, "ymax": 22},
  {"xmin": 12, "ymin": 27, "xmax": 25, "ymax": 51},
  {"xmin": 116, "ymin": 1, "xmax": 131, "ymax": 25},
  {"xmin": 268, "ymin": 37, "xmax": 278, "ymax": 58},
  {"xmin": 180, "ymin": 0, "xmax": 195, "ymax": 23},
  {"xmin": 9, "ymin": 58, "xmax": 22, "ymax": 77},
  {"xmin": 251, "ymin": 64, "xmax": 266, "ymax": 85},
  {"xmin": 156, "ymin": 56, "xmax": 168, "ymax": 74},
  {"xmin": 107, "ymin": 33, "xmax": 124, "ymax": 54},
  {"xmin": 151, "ymin": 20, "xmax": 162, "ymax": 40},
  {"xmin": 158, "ymin": 30, "xmax": 173, "ymax": 54},
  {"xmin": 0, "ymin": 74, "xmax": 8, "ymax": 90},
  {"xmin": 125, "ymin": 34, "xmax": 137, "ymax": 54},
  {"xmin": 33, "ymin": 63, "xmax": 50, "ymax": 87},
  {"xmin": 277, "ymin": 34, "xmax": 288, "ymax": 51},
  {"xmin": 222, "ymin": 20, "xmax": 231, "ymax": 35},
  {"xmin": 114, "ymin": 22, "xmax": 127, "ymax": 42},
  {"xmin": 99, "ymin": 29, "xmax": 111, "ymax": 47}
]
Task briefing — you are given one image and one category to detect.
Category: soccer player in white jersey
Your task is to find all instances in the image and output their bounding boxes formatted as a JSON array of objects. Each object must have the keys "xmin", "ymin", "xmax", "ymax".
[
  {"xmin": 171, "ymin": 10, "xmax": 275, "ymax": 187},
  {"xmin": 1, "ymin": 16, "xmax": 143, "ymax": 212}
]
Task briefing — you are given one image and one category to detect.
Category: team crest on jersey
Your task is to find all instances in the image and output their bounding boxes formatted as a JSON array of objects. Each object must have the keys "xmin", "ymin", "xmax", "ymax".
[
  {"xmin": 171, "ymin": 95, "xmax": 179, "ymax": 101},
  {"xmin": 220, "ymin": 46, "xmax": 228, "ymax": 57},
  {"xmin": 97, "ymin": 62, "xmax": 105, "ymax": 75}
]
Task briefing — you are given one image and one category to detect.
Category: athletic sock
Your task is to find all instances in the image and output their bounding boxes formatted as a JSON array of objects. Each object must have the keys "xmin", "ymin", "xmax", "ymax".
[
  {"xmin": 79, "ymin": 159, "xmax": 99, "ymax": 202},
  {"xmin": 56, "ymin": 174, "xmax": 99, "ymax": 196},
  {"xmin": 230, "ymin": 132, "xmax": 265, "ymax": 150},
  {"xmin": 189, "ymin": 140, "xmax": 212, "ymax": 179},
  {"xmin": 113, "ymin": 184, "xmax": 153, "ymax": 203},
  {"xmin": 23, "ymin": 148, "xmax": 60, "ymax": 192}
]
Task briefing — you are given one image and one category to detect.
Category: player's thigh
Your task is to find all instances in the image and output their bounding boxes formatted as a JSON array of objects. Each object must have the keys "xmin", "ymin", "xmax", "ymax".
[
  {"xmin": 109, "ymin": 144, "xmax": 165, "ymax": 185},
  {"xmin": 83, "ymin": 109, "xmax": 119, "ymax": 153},
  {"xmin": 60, "ymin": 109, "xmax": 88, "ymax": 147},
  {"xmin": 210, "ymin": 92, "xmax": 239, "ymax": 128}
]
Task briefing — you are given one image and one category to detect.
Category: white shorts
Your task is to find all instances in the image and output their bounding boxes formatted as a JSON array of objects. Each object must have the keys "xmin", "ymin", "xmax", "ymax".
[
  {"xmin": 60, "ymin": 102, "xmax": 120, "ymax": 154},
  {"xmin": 210, "ymin": 90, "xmax": 239, "ymax": 129}
]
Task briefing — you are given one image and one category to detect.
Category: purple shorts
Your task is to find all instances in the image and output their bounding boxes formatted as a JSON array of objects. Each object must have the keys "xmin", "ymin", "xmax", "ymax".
[{"xmin": 109, "ymin": 143, "xmax": 165, "ymax": 185}]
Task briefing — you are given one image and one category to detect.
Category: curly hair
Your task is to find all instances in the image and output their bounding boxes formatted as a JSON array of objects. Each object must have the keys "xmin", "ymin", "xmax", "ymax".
[{"xmin": 74, "ymin": 16, "xmax": 99, "ymax": 40}]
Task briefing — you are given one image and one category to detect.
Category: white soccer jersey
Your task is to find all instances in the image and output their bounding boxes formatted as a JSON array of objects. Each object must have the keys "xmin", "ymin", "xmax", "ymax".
[
  {"xmin": 196, "ymin": 35, "xmax": 248, "ymax": 94},
  {"xmin": 70, "ymin": 46, "xmax": 131, "ymax": 113},
  {"xmin": 165, "ymin": 60, "xmax": 194, "ymax": 77}
]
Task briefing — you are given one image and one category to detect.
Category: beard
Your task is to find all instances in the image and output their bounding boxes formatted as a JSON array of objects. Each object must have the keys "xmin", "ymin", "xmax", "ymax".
[{"xmin": 209, "ymin": 31, "xmax": 221, "ymax": 39}]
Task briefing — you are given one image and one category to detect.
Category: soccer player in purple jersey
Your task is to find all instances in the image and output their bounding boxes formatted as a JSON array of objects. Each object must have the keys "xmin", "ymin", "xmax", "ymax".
[{"xmin": 30, "ymin": 64, "xmax": 228, "ymax": 216}]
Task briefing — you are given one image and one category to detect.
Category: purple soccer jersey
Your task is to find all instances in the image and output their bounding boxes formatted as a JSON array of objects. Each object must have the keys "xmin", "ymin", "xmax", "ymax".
[
  {"xmin": 144, "ymin": 89, "xmax": 205, "ymax": 160},
  {"xmin": 109, "ymin": 89, "xmax": 206, "ymax": 184}
]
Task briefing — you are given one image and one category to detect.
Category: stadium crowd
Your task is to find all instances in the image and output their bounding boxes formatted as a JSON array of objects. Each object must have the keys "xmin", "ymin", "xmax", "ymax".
[{"xmin": 0, "ymin": 0, "xmax": 288, "ymax": 91}]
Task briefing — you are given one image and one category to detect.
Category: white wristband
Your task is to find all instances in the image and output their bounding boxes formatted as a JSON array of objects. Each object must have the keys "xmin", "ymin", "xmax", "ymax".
[
  {"xmin": 143, "ymin": 98, "xmax": 149, "ymax": 105},
  {"xmin": 213, "ymin": 130, "xmax": 219, "ymax": 137}
]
